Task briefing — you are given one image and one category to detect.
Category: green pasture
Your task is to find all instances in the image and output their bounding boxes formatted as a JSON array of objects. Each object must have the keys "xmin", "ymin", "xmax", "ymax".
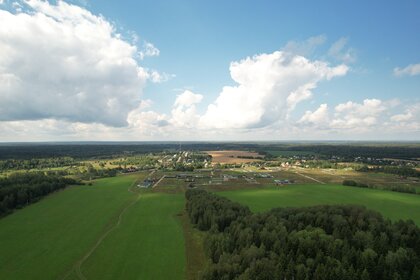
[
  {"xmin": 219, "ymin": 184, "xmax": 420, "ymax": 225},
  {"xmin": 81, "ymin": 192, "xmax": 185, "ymax": 280},
  {"xmin": 0, "ymin": 173, "xmax": 186, "ymax": 280}
]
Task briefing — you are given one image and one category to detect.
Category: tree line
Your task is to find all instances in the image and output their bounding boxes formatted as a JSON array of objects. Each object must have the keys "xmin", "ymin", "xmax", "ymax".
[
  {"xmin": 357, "ymin": 165, "xmax": 420, "ymax": 178},
  {"xmin": 186, "ymin": 189, "xmax": 420, "ymax": 280},
  {"xmin": 0, "ymin": 172, "xmax": 81, "ymax": 216},
  {"xmin": 342, "ymin": 180, "xmax": 418, "ymax": 195},
  {"xmin": 258, "ymin": 145, "xmax": 420, "ymax": 161},
  {"xmin": 0, "ymin": 157, "xmax": 79, "ymax": 172}
]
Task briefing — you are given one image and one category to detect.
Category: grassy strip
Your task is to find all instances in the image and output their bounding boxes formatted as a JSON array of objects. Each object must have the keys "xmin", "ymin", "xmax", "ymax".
[
  {"xmin": 0, "ymin": 174, "xmax": 140, "ymax": 280},
  {"xmin": 219, "ymin": 184, "xmax": 420, "ymax": 225},
  {"xmin": 179, "ymin": 210, "xmax": 207, "ymax": 280}
]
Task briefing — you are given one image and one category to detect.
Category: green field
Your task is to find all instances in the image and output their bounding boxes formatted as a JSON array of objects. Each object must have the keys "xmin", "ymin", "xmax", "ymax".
[
  {"xmin": 1, "ymin": 170, "xmax": 420, "ymax": 280},
  {"xmin": 219, "ymin": 184, "xmax": 420, "ymax": 225},
  {"xmin": 0, "ymin": 173, "xmax": 186, "ymax": 280},
  {"xmin": 81, "ymin": 192, "xmax": 185, "ymax": 280}
]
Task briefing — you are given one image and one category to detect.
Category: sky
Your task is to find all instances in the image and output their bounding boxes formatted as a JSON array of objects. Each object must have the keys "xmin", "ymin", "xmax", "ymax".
[{"xmin": 0, "ymin": 0, "xmax": 419, "ymax": 141}]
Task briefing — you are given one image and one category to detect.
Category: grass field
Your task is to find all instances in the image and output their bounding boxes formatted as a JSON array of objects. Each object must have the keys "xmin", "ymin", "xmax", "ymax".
[
  {"xmin": 0, "ymin": 172, "xmax": 187, "ymax": 280},
  {"xmin": 80, "ymin": 193, "xmax": 185, "ymax": 280},
  {"xmin": 219, "ymin": 184, "xmax": 420, "ymax": 225}
]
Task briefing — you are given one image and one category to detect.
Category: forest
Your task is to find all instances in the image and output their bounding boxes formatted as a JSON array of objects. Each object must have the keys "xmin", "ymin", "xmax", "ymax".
[
  {"xmin": 0, "ymin": 172, "xmax": 81, "ymax": 216},
  {"xmin": 342, "ymin": 179, "xmax": 418, "ymax": 194},
  {"xmin": 1, "ymin": 142, "xmax": 418, "ymax": 161},
  {"xmin": 0, "ymin": 157, "xmax": 79, "ymax": 171},
  {"xmin": 186, "ymin": 189, "xmax": 420, "ymax": 280},
  {"xmin": 258, "ymin": 144, "xmax": 420, "ymax": 160},
  {"xmin": 357, "ymin": 165, "xmax": 420, "ymax": 178}
]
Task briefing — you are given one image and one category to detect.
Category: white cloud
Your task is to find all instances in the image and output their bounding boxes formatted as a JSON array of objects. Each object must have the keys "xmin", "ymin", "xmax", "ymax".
[
  {"xmin": 147, "ymin": 70, "xmax": 174, "ymax": 83},
  {"xmin": 200, "ymin": 51, "xmax": 348, "ymax": 129},
  {"xmin": 393, "ymin": 63, "xmax": 420, "ymax": 77},
  {"xmin": 298, "ymin": 104, "xmax": 329, "ymax": 125},
  {"xmin": 174, "ymin": 90, "xmax": 203, "ymax": 107},
  {"xmin": 139, "ymin": 42, "xmax": 160, "ymax": 60},
  {"xmin": 282, "ymin": 35, "xmax": 326, "ymax": 56},
  {"xmin": 170, "ymin": 90, "xmax": 203, "ymax": 128},
  {"xmin": 391, "ymin": 112, "xmax": 413, "ymax": 122},
  {"xmin": 390, "ymin": 103, "xmax": 419, "ymax": 122},
  {"xmin": 0, "ymin": 0, "xmax": 158, "ymax": 127},
  {"xmin": 328, "ymin": 37, "xmax": 356, "ymax": 63},
  {"xmin": 295, "ymin": 99, "xmax": 420, "ymax": 138},
  {"xmin": 331, "ymin": 99, "xmax": 386, "ymax": 130}
]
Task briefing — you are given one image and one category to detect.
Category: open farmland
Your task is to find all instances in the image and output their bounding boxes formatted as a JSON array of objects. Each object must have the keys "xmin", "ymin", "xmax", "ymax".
[
  {"xmin": 205, "ymin": 150, "xmax": 263, "ymax": 164},
  {"xmin": 80, "ymin": 193, "xmax": 185, "ymax": 280},
  {"xmin": 0, "ymin": 172, "xmax": 186, "ymax": 280},
  {"xmin": 0, "ymin": 155, "xmax": 419, "ymax": 279},
  {"xmin": 219, "ymin": 184, "xmax": 420, "ymax": 225}
]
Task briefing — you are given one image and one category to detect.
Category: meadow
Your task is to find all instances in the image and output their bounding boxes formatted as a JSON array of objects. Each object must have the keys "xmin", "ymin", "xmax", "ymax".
[
  {"xmin": 80, "ymin": 193, "xmax": 185, "ymax": 280},
  {"xmin": 0, "ymin": 172, "xmax": 186, "ymax": 280},
  {"xmin": 219, "ymin": 184, "xmax": 420, "ymax": 225},
  {"xmin": 1, "ymin": 166, "xmax": 420, "ymax": 280}
]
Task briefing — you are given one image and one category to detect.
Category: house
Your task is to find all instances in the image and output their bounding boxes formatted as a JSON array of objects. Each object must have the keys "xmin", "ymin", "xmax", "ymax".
[
  {"xmin": 138, "ymin": 178, "xmax": 156, "ymax": 188},
  {"xmin": 274, "ymin": 179, "xmax": 290, "ymax": 185}
]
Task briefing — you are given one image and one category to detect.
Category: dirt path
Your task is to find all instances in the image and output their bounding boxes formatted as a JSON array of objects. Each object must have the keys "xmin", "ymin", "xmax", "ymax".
[
  {"xmin": 74, "ymin": 194, "xmax": 141, "ymax": 280},
  {"xmin": 152, "ymin": 175, "xmax": 166, "ymax": 189},
  {"xmin": 61, "ymin": 171, "xmax": 152, "ymax": 280},
  {"xmin": 295, "ymin": 172, "xmax": 325, "ymax": 184}
]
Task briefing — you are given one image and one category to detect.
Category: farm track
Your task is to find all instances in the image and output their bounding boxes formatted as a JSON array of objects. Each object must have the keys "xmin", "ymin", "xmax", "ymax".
[
  {"xmin": 295, "ymin": 172, "xmax": 325, "ymax": 184},
  {"xmin": 61, "ymin": 172, "xmax": 150, "ymax": 280},
  {"xmin": 152, "ymin": 175, "xmax": 166, "ymax": 188}
]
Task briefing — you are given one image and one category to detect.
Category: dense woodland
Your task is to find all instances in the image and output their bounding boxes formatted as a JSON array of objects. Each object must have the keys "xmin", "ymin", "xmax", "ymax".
[
  {"xmin": 0, "ymin": 143, "xmax": 240, "ymax": 160},
  {"xmin": 0, "ymin": 173, "xmax": 81, "ymax": 216},
  {"xmin": 186, "ymin": 189, "xmax": 420, "ymax": 280},
  {"xmin": 0, "ymin": 157, "xmax": 79, "ymax": 171},
  {"xmin": 357, "ymin": 165, "xmax": 420, "ymax": 178},
  {"xmin": 342, "ymin": 179, "xmax": 418, "ymax": 194},
  {"xmin": 1, "ymin": 143, "xmax": 419, "ymax": 161},
  {"xmin": 282, "ymin": 145, "xmax": 420, "ymax": 160}
]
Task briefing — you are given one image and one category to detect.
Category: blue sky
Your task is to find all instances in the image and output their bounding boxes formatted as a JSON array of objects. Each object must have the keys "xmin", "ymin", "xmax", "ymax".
[
  {"xmin": 0, "ymin": 0, "xmax": 419, "ymax": 141},
  {"xmin": 89, "ymin": 0, "xmax": 420, "ymax": 111}
]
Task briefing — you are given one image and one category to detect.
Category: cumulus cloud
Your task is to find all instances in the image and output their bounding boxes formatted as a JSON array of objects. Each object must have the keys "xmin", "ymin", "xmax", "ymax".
[
  {"xmin": 298, "ymin": 104, "xmax": 329, "ymax": 126},
  {"xmin": 171, "ymin": 90, "xmax": 203, "ymax": 128},
  {"xmin": 330, "ymin": 99, "xmax": 386, "ymax": 130},
  {"xmin": 393, "ymin": 63, "xmax": 420, "ymax": 77},
  {"xmin": 200, "ymin": 51, "xmax": 348, "ymax": 129},
  {"xmin": 0, "ymin": 0, "xmax": 160, "ymax": 127},
  {"xmin": 295, "ymin": 99, "xmax": 420, "ymax": 138},
  {"xmin": 390, "ymin": 103, "xmax": 419, "ymax": 122}
]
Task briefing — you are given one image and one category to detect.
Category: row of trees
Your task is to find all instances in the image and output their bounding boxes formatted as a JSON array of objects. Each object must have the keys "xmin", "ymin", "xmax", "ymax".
[
  {"xmin": 0, "ymin": 172, "xmax": 81, "ymax": 216},
  {"xmin": 342, "ymin": 180, "xmax": 418, "ymax": 195},
  {"xmin": 357, "ymin": 165, "xmax": 420, "ymax": 178},
  {"xmin": 274, "ymin": 145, "xmax": 420, "ymax": 160},
  {"xmin": 0, "ymin": 157, "xmax": 78, "ymax": 171},
  {"xmin": 186, "ymin": 189, "xmax": 420, "ymax": 280}
]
